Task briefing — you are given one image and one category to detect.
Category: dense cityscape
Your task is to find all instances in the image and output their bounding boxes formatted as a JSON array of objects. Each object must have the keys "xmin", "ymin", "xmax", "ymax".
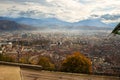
[
  {"xmin": 0, "ymin": 0, "xmax": 120, "ymax": 80},
  {"xmin": 0, "ymin": 30, "xmax": 120, "ymax": 75}
]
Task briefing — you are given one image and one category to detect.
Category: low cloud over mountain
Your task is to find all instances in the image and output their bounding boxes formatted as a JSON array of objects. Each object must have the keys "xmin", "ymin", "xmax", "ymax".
[
  {"xmin": 0, "ymin": 17, "xmax": 114, "ymax": 31},
  {"xmin": 0, "ymin": 0, "xmax": 119, "ymax": 23}
]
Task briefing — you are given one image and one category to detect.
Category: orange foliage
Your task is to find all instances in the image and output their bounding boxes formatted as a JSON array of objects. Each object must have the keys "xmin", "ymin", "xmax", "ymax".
[
  {"xmin": 61, "ymin": 52, "xmax": 92, "ymax": 74},
  {"xmin": 38, "ymin": 56, "xmax": 55, "ymax": 71}
]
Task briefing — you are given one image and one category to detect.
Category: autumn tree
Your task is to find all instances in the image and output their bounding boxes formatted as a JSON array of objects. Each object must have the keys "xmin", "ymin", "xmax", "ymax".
[
  {"xmin": 0, "ymin": 54, "xmax": 14, "ymax": 62},
  {"xmin": 61, "ymin": 52, "xmax": 92, "ymax": 74},
  {"xmin": 19, "ymin": 57, "xmax": 29, "ymax": 64},
  {"xmin": 37, "ymin": 56, "xmax": 55, "ymax": 71}
]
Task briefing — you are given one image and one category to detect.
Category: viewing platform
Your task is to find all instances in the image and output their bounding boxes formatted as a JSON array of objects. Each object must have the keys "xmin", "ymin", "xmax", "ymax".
[{"xmin": 0, "ymin": 61, "xmax": 119, "ymax": 80}]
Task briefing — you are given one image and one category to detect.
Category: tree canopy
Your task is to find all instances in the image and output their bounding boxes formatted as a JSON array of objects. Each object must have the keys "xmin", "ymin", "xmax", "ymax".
[
  {"xmin": 61, "ymin": 52, "xmax": 92, "ymax": 74},
  {"xmin": 38, "ymin": 56, "xmax": 55, "ymax": 71}
]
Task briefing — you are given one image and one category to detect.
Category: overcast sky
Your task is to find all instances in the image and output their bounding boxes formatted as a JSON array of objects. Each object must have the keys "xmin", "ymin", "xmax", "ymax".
[{"xmin": 0, "ymin": 0, "xmax": 120, "ymax": 23}]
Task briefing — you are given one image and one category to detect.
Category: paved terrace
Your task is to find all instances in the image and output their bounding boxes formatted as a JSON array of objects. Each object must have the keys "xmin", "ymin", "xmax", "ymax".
[{"xmin": 0, "ymin": 63, "xmax": 120, "ymax": 80}]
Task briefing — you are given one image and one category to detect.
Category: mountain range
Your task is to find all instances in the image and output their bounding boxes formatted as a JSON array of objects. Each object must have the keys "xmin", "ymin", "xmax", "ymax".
[
  {"xmin": 0, "ymin": 20, "xmax": 33, "ymax": 31},
  {"xmin": 0, "ymin": 16, "xmax": 116, "ymax": 31}
]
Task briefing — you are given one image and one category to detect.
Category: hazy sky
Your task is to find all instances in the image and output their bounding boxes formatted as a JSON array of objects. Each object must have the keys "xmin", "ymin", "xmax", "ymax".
[{"xmin": 0, "ymin": 0, "xmax": 120, "ymax": 23}]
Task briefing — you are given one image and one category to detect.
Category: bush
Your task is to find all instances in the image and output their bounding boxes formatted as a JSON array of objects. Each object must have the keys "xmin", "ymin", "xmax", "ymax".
[
  {"xmin": 61, "ymin": 52, "xmax": 92, "ymax": 74},
  {"xmin": 19, "ymin": 57, "xmax": 29, "ymax": 64},
  {"xmin": 0, "ymin": 54, "xmax": 14, "ymax": 62},
  {"xmin": 38, "ymin": 56, "xmax": 55, "ymax": 71}
]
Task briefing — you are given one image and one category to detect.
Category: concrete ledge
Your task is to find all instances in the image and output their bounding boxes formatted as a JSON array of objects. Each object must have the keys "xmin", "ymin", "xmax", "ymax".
[
  {"xmin": 0, "ymin": 65, "xmax": 21, "ymax": 80},
  {"xmin": 0, "ymin": 61, "xmax": 42, "ymax": 70}
]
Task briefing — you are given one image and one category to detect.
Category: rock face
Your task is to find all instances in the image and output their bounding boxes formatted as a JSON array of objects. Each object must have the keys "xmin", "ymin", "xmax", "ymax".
[{"xmin": 0, "ymin": 20, "xmax": 33, "ymax": 31}]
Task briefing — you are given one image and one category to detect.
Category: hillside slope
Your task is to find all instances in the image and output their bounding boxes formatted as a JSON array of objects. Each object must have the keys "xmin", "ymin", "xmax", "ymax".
[{"xmin": 0, "ymin": 20, "xmax": 34, "ymax": 31}]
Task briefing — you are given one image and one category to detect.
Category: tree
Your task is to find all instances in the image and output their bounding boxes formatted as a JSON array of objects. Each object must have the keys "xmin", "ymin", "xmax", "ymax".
[
  {"xmin": 19, "ymin": 57, "xmax": 29, "ymax": 64},
  {"xmin": 0, "ymin": 54, "xmax": 14, "ymax": 62},
  {"xmin": 37, "ymin": 56, "xmax": 55, "ymax": 71},
  {"xmin": 111, "ymin": 23, "xmax": 120, "ymax": 35},
  {"xmin": 61, "ymin": 52, "xmax": 92, "ymax": 74}
]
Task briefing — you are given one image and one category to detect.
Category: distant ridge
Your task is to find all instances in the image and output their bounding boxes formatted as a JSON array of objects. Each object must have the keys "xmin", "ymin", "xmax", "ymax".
[
  {"xmin": 0, "ymin": 20, "xmax": 34, "ymax": 31},
  {"xmin": 0, "ymin": 16, "xmax": 114, "ymax": 30}
]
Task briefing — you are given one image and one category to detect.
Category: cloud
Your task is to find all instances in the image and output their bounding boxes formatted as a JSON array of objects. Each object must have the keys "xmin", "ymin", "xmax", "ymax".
[
  {"xmin": 101, "ymin": 14, "xmax": 120, "ymax": 23},
  {"xmin": 0, "ymin": 0, "xmax": 120, "ymax": 23},
  {"xmin": 101, "ymin": 14, "xmax": 120, "ymax": 20}
]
